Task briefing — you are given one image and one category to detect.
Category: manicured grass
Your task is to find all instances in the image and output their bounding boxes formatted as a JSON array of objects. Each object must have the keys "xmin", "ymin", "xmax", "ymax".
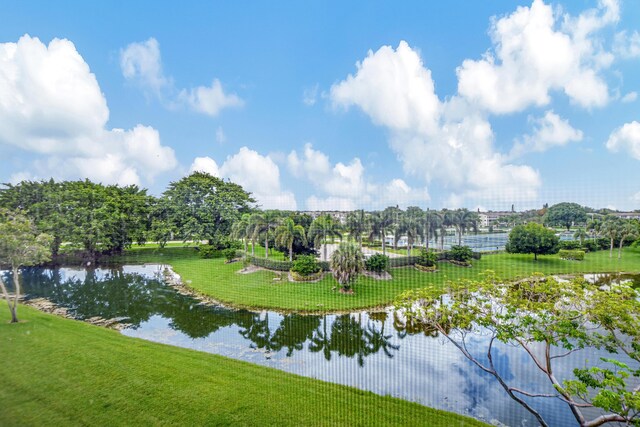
[
  {"xmin": 113, "ymin": 246, "xmax": 640, "ymax": 313},
  {"xmin": 0, "ymin": 305, "xmax": 486, "ymax": 427}
]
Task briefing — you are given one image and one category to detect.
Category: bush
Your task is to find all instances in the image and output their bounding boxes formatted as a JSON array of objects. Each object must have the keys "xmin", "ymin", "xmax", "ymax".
[
  {"xmin": 388, "ymin": 256, "xmax": 420, "ymax": 268},
  {"xmin": 416, "ymin": 249, "xmax": 437, "ymax": 267},
  {"xmin": 223, "ymin": 248, "xmax": 237, "ymax": 262},
  {"xmin": 558, "ymin": 240, "xmax": 582, "ymax": 250},
  {"xmin": 365, "ymin": 254, "xmax": 389, "ymax": 272},
  {"xmin": 198, "ymin": 245, "xmax": 220, "ymax": 259},
  {"xmin": 291, "ymin": 255, "xmax": 321, "ymax": 276},
  {"xmin": 581, "ymin": 240, "xmax": 599, "ymax": 252},
  {"xmin": 447, "ymin": 245, "xmax": 473, "ymax": 263},
  {"xmin": 559, "ymin": 249, "xmax": 585, "ymax": 261},
  {"xmin": 290, "ymin": 270, "xmax": 323, "ymax": 282},
  {"xmin": 248, "ymin": 256, "xmax": 293, "ymax": 271}
]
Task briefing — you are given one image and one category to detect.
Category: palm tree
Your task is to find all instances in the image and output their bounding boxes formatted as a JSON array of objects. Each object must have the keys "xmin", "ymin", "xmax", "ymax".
[
  {"xmin": 330, "ymin": 241, "xmax": 365, "ymax": 292},
  {"xmin": 399, "ymin": 214, "xmax": 422, "ymax": 256},
  {"xmin": 600, "ymin": 217, "xmax": 622, "ymax": 258},
  {"xmin": 617, "ymin": 221, "xmax": 638, "ymax": 259},
  {"xmin": 249, "ymin": 211, "xmax": 280, "ymax": 258},
  {"xmin": 231, "ymin": 213, "xmax": 251, "ymax": 253},
  {"xmin": 573, "ymin": 227, "xmax": 588, "ymax": 246},
  {"xmin": 345, "ymin": 210, "xmax": 368, "ymax": 249},
  {"xmin": 439, "ymin": 209, "xmax": 455, "ymax": 250},
  {"xmin": 368, "ymin": 210, "xmax": 394, "ymax": 255},
  {"xmin": 274, "ymin": 218, "xmax": 307, "ymax": 261},
  {"xmin": 384, "ymin": 206, "xmax": 402, "ymax": 250},
  {"xmin": 452, "ymin": 209, "xmax": 479, "ymax": 246},
  {"xmin": 423, "ymin": 209, "xmax": 442, "ymax": 251},
  {"xmin": 308, "ymin": 214, "xmax": 343, "ymax": 261}
]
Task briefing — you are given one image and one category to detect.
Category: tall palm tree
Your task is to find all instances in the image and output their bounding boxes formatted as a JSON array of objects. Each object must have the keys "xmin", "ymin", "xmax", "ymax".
[
  {"xmin": 308, "ymin": 214, "xmax": 343, "ymax": 261},
  {"xmin": 368, "ymin": 210, "xmax": 394, "ymax": 255},
  {"xmin": 600, "ymin": 217, "xmax": 622, "ymax": 258},
  {"xmin": 345, "ymin": 209, "xmax": 368, "ymax": 249},
  {"xmin": 439, "ymin": 209, "xmax": 455, "ymax": 250},
  {"xmin": 573, "ymin": 227, "xmax": 588, "ymax": 246},
  {"xmin": 274, "ymin": 218, "xmax": 307, "ymax": 261},
  {"xmin": 330, "ymin": 241, "xmax": 365, "ymax": 292},
  {"xmin": 617, "ymin": 221, "xmax": 638, "ymax": 259},
  {"xmin": 384, "ymin": 206, "xmax": 402, "ymax": 250},
  {"xmin": 249, "ymin": 211, "xmax": 281, "ymax": 258},
  {"xmin": 423, "ymin": 209, "xmax": 442, "ymax": 251},
  {"xmin": 231, "ymin": 213, "xmax": 251, "ymax": 253},
  {"xmin": 399, "ymin": 213, "xmax": 423, "ymax": 256},
  {"xmin": 452, "ymin": 209, "xmax": 479, "ymax": 246}
]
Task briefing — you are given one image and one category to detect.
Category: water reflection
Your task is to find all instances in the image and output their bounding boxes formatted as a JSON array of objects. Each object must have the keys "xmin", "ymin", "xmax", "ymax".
[{"xmin": 8, "ymin": 265, "xmax": 637, "ymax": 426}]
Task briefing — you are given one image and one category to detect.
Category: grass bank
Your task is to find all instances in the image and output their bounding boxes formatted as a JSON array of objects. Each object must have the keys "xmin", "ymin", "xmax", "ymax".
[
  {"xmin": 0, "ymin": 305, "xmax": 485, "ymax": 427},
  {"xmin": 112, "ymin": 245, "xmax": 640, "ymax": 312}
]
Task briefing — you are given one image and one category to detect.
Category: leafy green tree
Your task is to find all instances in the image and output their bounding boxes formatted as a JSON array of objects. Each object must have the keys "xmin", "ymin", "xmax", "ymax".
[
  {"xmin": 545, "ymin": 202, "xmax": 587, "ymax": 231},
  {"xmin": 308, "ymin": 215, "xmax": 342, "ymax": 261},
  {"xmin": 146, "ymin": 197, "xmax": 174, "ymax": 248},
  {"xmin": 364, "ymin": 253, "xmax": 389, "ymax": 273},
  {"xmin": 505, "ymin": 222, "xmax": 559, "ymax": 260},
  {"xmin": 345, "ymin": 210, "xmax": 368, "ymax": 249},
  {"xmin": 330, "ymin": 242, "xmax": 365, "ymax": 292},
  {"xmin": 274, "ymin": 218, "xmax": 307, "ymax": 261},
  {"xmin": 397, "ymin": 274, "xmax": 640, "ymax": 427},
  {"xmin": 0, "ymin": 210, "xmax": 52, "ymax": 323},
  {"xmin": 163, "ymin": 172, "xmax": 254, "ymax": 246}
]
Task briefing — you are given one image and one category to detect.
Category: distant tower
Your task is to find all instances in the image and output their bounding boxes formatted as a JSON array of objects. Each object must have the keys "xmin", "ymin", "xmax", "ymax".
[{"xmin": 511, "ymin": 204, "xmax": 515, "ymax": 212}]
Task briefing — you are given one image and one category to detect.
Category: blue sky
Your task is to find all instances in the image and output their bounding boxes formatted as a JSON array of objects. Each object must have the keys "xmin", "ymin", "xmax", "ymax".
[{"xmin": 1, "ymin": 0, "xmax": 639, "ymax": 211}]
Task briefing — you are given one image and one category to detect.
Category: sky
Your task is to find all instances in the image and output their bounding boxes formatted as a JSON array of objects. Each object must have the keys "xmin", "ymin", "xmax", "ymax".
[{"xmin": 1, "ymin": 0, "xmax": 640, "ymax": 212}]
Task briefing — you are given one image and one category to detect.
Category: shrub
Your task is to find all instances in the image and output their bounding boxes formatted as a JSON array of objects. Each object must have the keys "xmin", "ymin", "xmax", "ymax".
[
  {"xmin": 365, "ymin": 254, "xmax": 389, "ymax": 272},
  {"xmin": 198, "ymin": 245, "xmax": 220, "ymax": 259},
  {"xmin": 581, "ymin": 240, "xmax": 599, "ymax": 252},
  {"xmin": 416, "ymin": 249, "xmax": 437, "ymax": 267},
  {"xmin": 290, "ymin": 270, "xmax": 323, "ymax": 282},
  {"xmin": 247, "ymin": 256, "xmax": 293, "ymax": 271},
  {"xmin": 223, "ymin": 248, "xmax": 237, "ymax": 262},
  {"xmin": 447, "ymin": 245, "xmax": 473, "ymax": 263},
  {"xmin": 388, "ymin": 256, "xmax": 420, "ymax": 268},
  {"xmin": 558, "ymin": 240, "xmax": 582, "ymax": 250},
  {"xmin": 291, "ymin": 255, "xmax": 321, "ymax": 276},
  {"xmin": 559, "ymin": 249, "xmax": 585, "ymax": 261}
]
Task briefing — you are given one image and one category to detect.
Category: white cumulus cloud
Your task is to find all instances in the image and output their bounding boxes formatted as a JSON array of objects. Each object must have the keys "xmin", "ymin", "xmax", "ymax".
[
  {"xmin": 456, "ymin": 0, "xmax": 616, "ymax": 113},
  {"xmin": 189, "ymin": 156, "xmax": 220, "ymax": 177},
  {"xmin": 120, "ymin": 38, "xmax": 242, "ymax": 117},
  {"xmin": 178, "ymin": 80, "xmax": 243, "ymax": 116},
  {"xmin": 189, "ymin": 147, "xmax": 297, "ymax": 210},
  {"xmin": 0, "ymin": 35, "xmax": 177, "ymax": 186},
  {"xmin": 330, "ymin": 41, "xmax": 541, "ymax": 208},
  {"xmin": 119, "ymin": 38, "xmax": 168, "ymax": 94},
  {"xmin": 606, "ymin": 121, "xmax": 640, "ymax": 160},
  {"xmin": 331, "ymin": 40, "xmax": 440, "ymax": 135},
  {"xmin": 287, "ymin": 143, "xmax": 427, "ymax": 210},
  {"xmin": 510, "ymin": 111, "xmax": 583, "ymax": 157},
  {"xmin": 621, "ymin": 92, "xmax": 638, "ymax": 103}
]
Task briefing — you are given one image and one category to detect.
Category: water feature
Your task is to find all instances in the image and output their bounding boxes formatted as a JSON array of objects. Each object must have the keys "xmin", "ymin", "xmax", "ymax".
[{"xmin": 7, "ymin": 265, "xmax": 639, "ymax": 426}]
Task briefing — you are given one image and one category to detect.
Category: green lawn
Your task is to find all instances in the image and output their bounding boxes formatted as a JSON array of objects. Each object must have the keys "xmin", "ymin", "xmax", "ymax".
[
  {"xmin": 0, "ymin": 305, "xmax": 486, "ymax": 427},
  {"xmin": 113, "ymin": 246, "xmax": 640, "ymax": 312}
]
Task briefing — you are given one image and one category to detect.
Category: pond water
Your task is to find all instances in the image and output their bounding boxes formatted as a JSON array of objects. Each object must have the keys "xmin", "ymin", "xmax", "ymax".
[
  {"xmin": 420, "ymin": 232, "xmax": 575, "ymax": 252},
  {"xmin": 9, "ymin": 265, "xmax": 639, "ymax": 426}
]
